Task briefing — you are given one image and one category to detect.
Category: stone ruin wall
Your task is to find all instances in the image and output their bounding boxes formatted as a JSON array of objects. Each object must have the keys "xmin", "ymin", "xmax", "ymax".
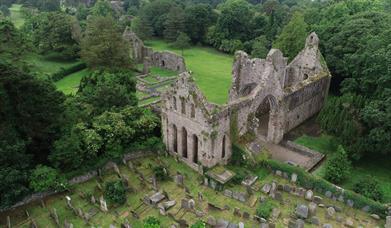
[
  {"xmin": 123, "ymin": 28, "xmax": 186, "ymax": 73},
  {"xmin": 161, "ymin": 73, "xmax": 231, "ymax": 169},
  {"xmin": 161, "ymin": 32, "xmax": 331, "ymax": 168}
]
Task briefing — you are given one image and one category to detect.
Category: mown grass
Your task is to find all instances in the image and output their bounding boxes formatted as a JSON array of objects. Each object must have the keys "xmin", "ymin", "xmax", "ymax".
[
  {"xmin": 295, "ymin": 133, "xmax": 391, "ymax": 203},
  {"xmin": 8, "ymin": 4, "xmax": 24, "ymax": 28},
  {"xmin": 145, "ymin": 40, "xmax": 233, "ymax": 105},
  {"xmin": 55, "ymin": 69, "xmax": 89, "ymax": 95}
]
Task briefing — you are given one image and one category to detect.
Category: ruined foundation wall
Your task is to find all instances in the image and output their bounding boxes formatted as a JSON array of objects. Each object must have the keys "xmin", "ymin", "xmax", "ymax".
[{"xmin": 148, "ymin": 51, "xmax": 186, "ymax": 73}]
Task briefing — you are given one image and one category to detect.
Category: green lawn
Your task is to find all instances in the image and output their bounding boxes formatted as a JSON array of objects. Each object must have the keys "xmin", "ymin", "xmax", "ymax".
[
  {"xmin": 295, "ymin": 134, "xmax": 391, "ymax": 203},
  {"xmin": 8, "ymin": 4, "xmax": 24, "ymax": 28},
  {"xmin": 145, "ymin": 40, "xmax": 233, "ymax": 105},
  {"xmin": 150, "ymin": 66, "xmax": 176, "ymax": 77},
  {"xmin": 55, "ymin": 69, "xmax": 89, "ymax": 95}
]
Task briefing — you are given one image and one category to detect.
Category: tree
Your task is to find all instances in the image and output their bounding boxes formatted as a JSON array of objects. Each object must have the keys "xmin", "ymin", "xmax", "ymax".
[
  {"xmin": 91, "ymin": 0, "xmax": 113, "ymax": 17},
  {"xmin": 273, "ymin": 12, "xmax": 308, "ymax": 61},
  {"xmin": 24, "ymin": 0, "xmax": 60, "ymax": 11},
  {"xmin": 143, "ymin": 216, "xmax": 161, "ymax": 228},
  {"xmin": 163, "ymin": 6, "xmax": 185, "ymax": 42},
  {"xmin": 324, "ymin": 145, "xmax": 352, "ymax": 184},
  {"xmin": 0, "ymin": 5, "xmax": 10, "ymax": 16},
  {"xmin": 0, "ymin": 19, "xmax": 26, "ymax": 64},
  {"xmin": 104, "ymin": 180, "xmax": 127, "ymax": 205},
  {"xmin": 131, "ymin": 16, "xmax": 153, "ymax": 40},
  {"xmin": 25, "ymin": 12, "xmax": 81, "ymax": 59},
  {"xmin": 138, "ymin": 0, "xmax": 175, "ymax": 37},
  {"xmin": 353, "ymin": 175, "xmax": 384, "ymax": 202},
  {"xmin": 29, "ymin": 165, "xmax": 68, "ymax": 192},
  {"xmin": 251, "ymin": 35, "xmax": 269, "ymax": 58},
  {"xmin": 174, "ymin": 32, "xmax": 190, "ymax": 56},
  {"xmin": 81, "ymin": 16, "xmax": 132, "ymax": 69},
  {"xmin": 184, "ymin": 4, "xmax": 216, "ymax": 43}
]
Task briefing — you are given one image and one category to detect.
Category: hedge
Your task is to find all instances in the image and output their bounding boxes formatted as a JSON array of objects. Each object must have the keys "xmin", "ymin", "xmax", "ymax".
[
  {"xmin": 232, "ymin": 145, "xmax": 388, "ymax": 217},
  {"xmin": 50, "ymin": 62, "xmax": 87, "ymax": 82},
  {"xmin": 260, "ymin": 159, "xmax": 387, "ymax": 217}
]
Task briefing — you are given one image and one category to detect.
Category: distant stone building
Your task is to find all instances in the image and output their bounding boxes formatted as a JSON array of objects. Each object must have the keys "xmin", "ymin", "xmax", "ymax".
[
  {"xmin": 123, "ymin": 28, "xmax": 186, "ymax": 73},
  {"xmin": 161, "ymin": 33, "xmax": 331, "ymax": 169}
]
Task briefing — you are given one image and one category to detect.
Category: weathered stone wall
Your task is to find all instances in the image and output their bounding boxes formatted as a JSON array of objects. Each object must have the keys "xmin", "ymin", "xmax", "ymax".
[
  {"xmin": 161, "ymin": 73, "xmax": 231, "ymax": 168},
  {"xmin": 123, "ymin": 28, "xmax": 186, "ymax": 72}
]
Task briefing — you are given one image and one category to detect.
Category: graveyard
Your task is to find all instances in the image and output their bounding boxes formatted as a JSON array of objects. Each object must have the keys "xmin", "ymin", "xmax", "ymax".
[{"xmin": 2, "ymin": 153, "xmax": 387, "ymax": 227}]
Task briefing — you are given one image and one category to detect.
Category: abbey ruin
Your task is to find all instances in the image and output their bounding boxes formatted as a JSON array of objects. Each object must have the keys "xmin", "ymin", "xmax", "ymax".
[{"xmin": 160, "ymin": 33, "xmax": 331, "ymax": 169}]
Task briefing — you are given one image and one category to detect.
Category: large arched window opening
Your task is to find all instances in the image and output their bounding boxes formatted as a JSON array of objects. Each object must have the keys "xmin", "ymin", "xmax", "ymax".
[
  {"xmin": 182, "ymin": 127, "xmax": 188, "ymax": 158},
  {"xmin": 193, "ymin": 134, "xmax": 198, "ymax": 163},
  {"xmin": 173, "ymin": 125, "xmax": 178, "ymax": 153}
]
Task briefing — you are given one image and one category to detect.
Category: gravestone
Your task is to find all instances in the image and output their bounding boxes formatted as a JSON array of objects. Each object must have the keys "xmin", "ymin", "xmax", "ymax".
[
  {"xmin": 65, "ymin": 196, "xmax": 73, "ymax": 208},
  {"xmin": 122, "ymin": 219, "xmax": 132, "ymax": 228},
  {"xmin": 64, "ymin": 220, "xmax": 73, "ymax": 228},
  {"xmin": 274, "ymin": 192, "xmax": 282, "ymax": 202},
  {"xmin": 313, "ymin": 196, "xmax": 323, "ymax": 204},
  {"xmin": 175, "ymin": 174, "xmax": 184, "ymax": 186},
  {"xmin": 322, "ymin": 224, "xmax": 333, "ymax": 228},
  {"xmin": 7, "ymin": 216, "xmax": 11, "ymax": 228},
  {"xmin": 203, "ymin": 177, "xmax": 208, "ymax": 186},
  {"xmin": 311, "ymin": 216, "xmax": 320, "ymax": 225},
  {"xmin": 100, "ymin": 196, "xmax": 108, "ymax": 212},
  {"xmin": 188, "ymin": 199, "xmax": 195, "ymax": 209},
  {"xmin": 275, "ymin": 170, "xmax": 282, "ymax": 176},
  {"xmin": 305, "ymin": 190, "xmax": 313, "ymax": 201},
  {"xmin": 233, "ymin": 207, "xmax": 241, "ymax": 217},
  {"xmin": 386, "ymin": 216, "xmax": 391, "ymax": 228},
  {"xmin": 224, "ymin": 189, "xmax": 233, "ymax": 198},
  {"xmin": 198, "ymin": 192, "xmax": 203, "ymax": 202},
  {"xmin": 90, "ymin": 195, "xmax": 96, "ymax": 204},
  {"xmin": 238, "ymin": 222, "xmax": 244, "ymax": 228},
  {"xmin": 345, "ymin": 218, "xmax": 354, "ymax": 227},
  {"xmin": 271, "ymin": 208, "xmax": 280, "ymax": 219},
  {"xmin": 152, "ymin": 175, "xmax": 158, "ymax": 191},
  {"xmin": 207, "ymin": 216, "xmax": 217, "ymax": 226},
  {"xmin": 50, "ymin": 208, "xmax": 60, "ymax": 226},
  {"xmin": 262, "ymin": 184, "xmax": 271, "ymax": 194},
  {"xmin": 346, "ymin": 199, "xmax": 354, "ymax": 207},
  {"xmin": 283, "ymin": 184, "xmax": 291, "ymax": 192},
  {"xmin": 296, "ymin": 204, "xmax": 309, "ymax": 219},
  {"xmin": 127, "ymin": 161, "xmax": 134, "ymax": 171},
  {"xmin": 325, "ymin": 191, "xmax": 332, "ymax": 198},
  {"xmin": 308, "ymin": 202, "xmax": 317, "ymax": 216},
  {"xmin": 326, "ymin": 207, "xmax": 335, "ymax": 219},
  {"xmin": 291, "ymin": 173, "xmax": 298, "ymax": 183},
  {"xmin": 113, "ymin": 163, "xmax": 120, "ymax": 176}
]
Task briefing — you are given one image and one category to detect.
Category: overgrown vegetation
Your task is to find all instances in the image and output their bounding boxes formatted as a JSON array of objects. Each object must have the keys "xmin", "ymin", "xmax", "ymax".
[{"xmin": 256, "ymin": 199, "xmax": 275, "ymax": 219}]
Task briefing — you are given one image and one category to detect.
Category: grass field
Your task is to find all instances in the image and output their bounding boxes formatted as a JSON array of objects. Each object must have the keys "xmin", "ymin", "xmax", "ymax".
[
  {"xmin": 1, "ymin": 155, "xmax": 383, "ymax": 227},
  {"xmin": 145, "ymin": 40, "xmax": 233, "ymax": 105},
  {"xmin": 295, "ymin": 134, "xmax": 391, "ymax": 203},
  {"xmin": 55, "ymin": 69, "xmax": 89, "ymax": 95},
  {"xmin": 9, "ymin": 4, "xmax": 24, "ymax": 28}
]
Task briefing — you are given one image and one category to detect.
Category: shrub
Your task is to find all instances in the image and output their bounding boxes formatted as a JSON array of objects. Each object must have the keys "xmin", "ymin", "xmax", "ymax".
[
  {"xmin": 324, "ymin": 145, "xmax": 351, "ymax": 184},
  {"xmin": 143, "ymin": 216, "xmax": 160, "ymax": 228},
  {"xmin": 256, "ymin": 199, "xmax": 275, "ymax": 219},
  {"xmin": 353, "ymin": 176, "xmax": 384, "ymax": 202},
  {"xmin": 104, "ymin": 180, "xmax": 127, "ymax": 205},
  {"xmin": 191, "ymin": 220, "xmax": 206, "ymax": 228},
  {"xmin": 153, "ymin": 165, "xmax": 169, "ymax": 181},
  {"xmin": 50, "ymin": 62, "xmax": 86, "ymax": 82},
  {"xmin": 29, "ymin": 165, "xmax": 68, "ymax": 192},
  {"xmin": 219, "ymin": 39, "xmax": 243, "ymax": 54}
]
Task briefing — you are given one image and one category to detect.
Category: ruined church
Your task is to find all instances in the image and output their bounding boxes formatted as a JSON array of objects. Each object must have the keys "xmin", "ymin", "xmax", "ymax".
[{"xmin": 160, "ymin": 33, "xmax": 331, "ymax": 169}]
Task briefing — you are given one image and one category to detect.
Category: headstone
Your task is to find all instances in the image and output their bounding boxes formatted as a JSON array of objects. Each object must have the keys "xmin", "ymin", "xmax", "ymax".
[
  {"xmin": 64, "ymin": 220, "xmax": 73, "ymax": 228},
  {"xmin": 90, "ymin": 195, "xmax": 96, "ymax": 204},
  {"xmin": 203, "ymin": 177, "xmax": 208, "ymax": 186},
  {"xmin": 271, "ymin": 208, "xmax": 280, "ymax": 219},
  {"xmin": 207, "ymin": 216, "xmax": 217, "ymax": 226},
  {"xmin": 338, "ymin": 195, "xmax": 344, "ymax": 202},
  {"xmin": 195, "ymin": 210, "xmax": 204, "ymax": 217},
  {"xmin": 50, "ymin": 208, "xmax": 60, "ymax": 226},
  {"xmin": 291, "ymin": 173, "xmax": 298, "ymax": 183},
  {"xmin": 175, "ymin": 174, "xmax": 184, "ymax": 186},
  {"xmin": 333, "ymin": 205, "xmax": 342, "ymax": 212},
  {"xmin": 346, "ymin": 199, "xmax": 354, "ymax": 207},
  {"xmin": 100, "ymin": 196, "xmax": 108, "ymax": 212},
  {"xmin": 362, "ymin": 205, "xmax": 371, "ymax": 212},
  {"xmin": 311, "ymin": 216, "xmax": 320, "ymax": 225},
  {"xmin": 188, "ymin": 199, "xmax": 195, "ymax": 209},
  {"xmin": 65, "ymin": 196, "xmax": 72, "ymax": 208},
  {"xmin": 242, "ymin": 211, "xmax": 250, "ymax": 219},
  {"xmin": 25, "ymin": 209, "xmax": 30, "ymax": 218},
  {"xmin": 113, "ymin": 163, "xmax": 120, "ymax": 175},
  {"xmin": 233, "ymin": 207, "xmax": 241, "ymax": 217},
  {"xmin": 371, "ymin": 214, "xmax": 380, "ymax": 220},
  {"xmin": 326, "ymin": 207, "xmax": 335, "ymax": 219},
  {"xmin": 274, "ymin": 191, "xmax": 282, "ymax": 202},
  {"xmin": 198, "ymin": 192, "xmax": 203, "ymax": 202},
  {"xmin": 288, "ymin": 219, "xmax": 304, "ymax": 228},
  {"xmin": 283, "ymin": 184, "xmax": 291, "ymax": 192},
  {"xmin": 7, "ymin": 216, "xmax": 11, "ymax": 228},
  {"xmin": 322, "ymin": 224, "xmax": 332, "ymax": 228},
  {"xmin": 283, "ymin": 172, "xmax": 289, "ymax": 179},
  {"xmin": 336, "ymin": 215, "xmax": 344, "ymax": 223},
  {"xmin": 325, "ymin": 191, "xmax": 332, "ymax": 198},
  {"xmin": 308, "ymin": 202, "xmax": 317, "ymax": 216},
  {"xmin": 277, "ymin": 184, "xmax": 283, "ymax": 191},
  {"xmin": 127, "ymin": 161, "xmax": 134, "ymax": 171},
  {"xmin": 262, "ymin": 184, "xmax": 271, "ymax": 194},
  {"xmin": 216, "ymin": 219, "xmax": 229, "ymax": 228},
  {"xmin": 313, "ymin": 196, "xmax": 323, "ymax": 204},
  {"xmin": 275, "ymin": 170, "xmax": 282, "ymax": 176},
  {"xmin": 122, "ymin": 219, "xmax": 132, "ymax": 228},
  {"xmin": 345, "ymin": 218, "xmax": 354, "ymax": 227},
  {"xmin": 181, "ymin": 199, "xmax": 190, "ymax": 209},
  {"xmin": 238, "ymin": 222, "xmax": 244, "ymax": 228},
  {"xmin": 295, "ymin": 204, "xmax": 309, "ymax": 219},
  {"xmin": 152, "ymin": 175, "xmax": 158, "ymax": 191},
  {"xmin": 305, "ymin": 190, "xmax": 313, "ymax": 201},
  {"xmin": 386, "ymin": 216, "xmax": 391, "ymax": 228}
]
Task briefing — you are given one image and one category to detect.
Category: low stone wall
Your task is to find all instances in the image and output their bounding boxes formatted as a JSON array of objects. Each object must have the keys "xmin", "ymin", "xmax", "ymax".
[
  {"xmin": 1, "ymin": 151, "xmax": 154, "ymax": 212},
  {"xmin": 282, "ymin": 140, "xmax": 325, "ymax": 172}
]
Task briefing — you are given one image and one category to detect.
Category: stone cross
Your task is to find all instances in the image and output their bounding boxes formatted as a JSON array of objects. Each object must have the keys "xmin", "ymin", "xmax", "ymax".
[{"xmin": 100, "ymin": 196, "xmax": 108, "ymax": 212}]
